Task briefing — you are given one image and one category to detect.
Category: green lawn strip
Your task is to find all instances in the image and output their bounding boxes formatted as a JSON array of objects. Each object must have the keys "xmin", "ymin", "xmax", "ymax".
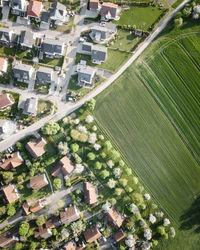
[
  {"xmin": 94, "ymin": 68, "xmax": 200, "ymax": 224},
  {"xmin": 172, "ymin": 0, "xmax": 184, "ymax": 8},
  {"xmin": 113, "ymin": 6, "xmax": 165, "ymax": 31},
  {"xmin": 40, "ymin": 56, "xmax": 64, "ymax": 67}
]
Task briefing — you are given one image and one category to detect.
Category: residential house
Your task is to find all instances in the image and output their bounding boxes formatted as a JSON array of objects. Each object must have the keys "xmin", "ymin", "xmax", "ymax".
[
  {"xmin": 34, "ymin": 226, "xmax": 52, "ymax": 239},
  {"xmin": 20, "ymin": 30, "xmax": 35, "ymax": 50},
  {"xmin": 12, "ymin": 62, "xmax": 36, "ymax": 83},
  {"xmin": 83, "ymin": 182, "xmax": 98, "ymax": 207},
  {"xmin": 81, "ymin": 42, "xmax": 93, "ymax": 54},
  {"xmin": 0, "ymin": 227, "xmax": 19, "ymax": 248},
  {"xmin": 81, "ymin": 42, "xmax": 107, "ymax": 64},
  {"xmin": 45, "ymin": 216, "xmax": 60, "ymax": 229},
  {"xmin": 0, "ymin": 28, "xmax": 19, "ymax": 47},
  {"xmin": 22, "ymin": 202, "xmax": 31, "ymax": 215},
  {"xmin": 40, "ymin": 11, "xmax": 50, "ymax": 30},
  {"xmin": 106, "ymin": 207, "xmax": 124, "ymax": 228},
  {"xmin": 9, "ymin": 0, "xmax": 28, "ymax": 17},
  {"xmin": 89, "ymin": 23, "xmax": 117, "ymax": 43},
  {"xmin": 114, "ymin": 230, "xmax": 126, "ymax": 242},
  {"xmin": 36, "ymin": 66, "xmax": 56, "ymax": 85},
  {"xmin": 84, "ymin": 226, "xmax": 102, "ymax": 243},
  {"xmin": 41, "ymin": 37, "xmax": 65, "ymax": 58},
  {"xmin": 0, "ymin": 58, "xmax": 8, "ymax": 74},
  {"xmin": 27, "ymin": 0, "xmax": 43, "ymax": 22},
  {"xmin": 2, "ymin": 184, "xmax": 20, "ymax": 203},
  {"xmin": 77, "ymin": 64, "xmax": 96, "ymax": 86},
  {"xmin": 30, "ymin": 173, "xmax": 48, "ymax": 190},
  {"xmin": 100, "ymin": 2, "xmax": 118, "ymax": 20},
  {"xmin": 0, "ymin": 93, "xmax": 15, "ymax": 110},
  {"xmin": 25, "ymin": 137, "xmax": 47, "ymax": 158},
  {"xmin": 22, "ymin": 198, "xmax": 46, "ymax": 215},
  {"xmin": 89, "ymin": 0, "xmax": 99, "ymax": 10},
  {"xmin": 23, "ymin": 97, "xmax": 38, "ymax": 116},
  {"xmin": 60, "ymin": 205, "xmax": 80, "ymax": 224},
  {"xmin": 64, "ymin": 240, "xmax": 85, "ymax": 250},
  {"xmin": 0, "ymin": 151, "xmax": 23, "ymax": 170},
  {"xmin": 51, "ymin": 156, "xmax": 74, "ymax": 179},
  {"xmin": 49, "ymin": 2, "xmax": 67, "ymax": 25}
]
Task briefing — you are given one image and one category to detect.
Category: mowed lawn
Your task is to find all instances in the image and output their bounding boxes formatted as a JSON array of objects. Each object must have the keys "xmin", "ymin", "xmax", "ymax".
[{"xmin": 114, "ymin": 6, "xmax": 164, "ymax": 31}]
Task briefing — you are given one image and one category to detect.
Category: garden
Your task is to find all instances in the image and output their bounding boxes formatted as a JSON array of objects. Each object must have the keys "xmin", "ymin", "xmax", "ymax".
[{"xmin": 40, "ymin": 56, "xmax": 64, "ymax": 67}]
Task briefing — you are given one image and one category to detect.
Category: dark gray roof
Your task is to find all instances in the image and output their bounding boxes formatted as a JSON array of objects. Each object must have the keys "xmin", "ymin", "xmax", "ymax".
[
  {"xmin": 91, "ymin": 45, "xmax": 107, "ymax": 62},
  {"xmin": 0, "ymin": 28, "xmax": 19, "ymax": 45},
  {"xmin": 41, "ymin": 11, "xmax": 50, "ymax": 23},
  {"xmin": 20, "ymin": 30, "xmax": 34, "ymax": 48},
  {"xmin": 12, "ymin": 62, "xmax": 35, "ymax": 80},
  {"xmin": 82, "ymin": 42, "xmax": 92, "ymax": 52},
  {"xmin": 37, "ymin": 66, "xmax": 53, "ymax": 82},
  {"xmin": 10, "ymin": 0, "xmax": 24, "ymax": 10},
  {"xmin": 41, "ymin": 38, "xmax": 64, "ymax": 54},
  {"xmin": 23, "ymin": 97, "xmax": 38, "ymax": 116},
  {"xmin": 78, "ymin": 65, "xmax": 96, "ymax": 85},
  {"xmin": 50, "ymin": 2, "xmax": 66, "ymax": 18}
]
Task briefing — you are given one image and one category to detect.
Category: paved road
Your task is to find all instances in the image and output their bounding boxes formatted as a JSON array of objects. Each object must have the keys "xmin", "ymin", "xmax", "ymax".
[{"xmin": 0, "ymin": 0, "xmax": 189, "ymax": 152}]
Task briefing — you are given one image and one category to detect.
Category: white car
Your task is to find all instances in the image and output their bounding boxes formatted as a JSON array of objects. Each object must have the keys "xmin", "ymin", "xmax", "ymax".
[{"xmin": 79, "ymin": 37, "xmax": 85, "ymax": 42}]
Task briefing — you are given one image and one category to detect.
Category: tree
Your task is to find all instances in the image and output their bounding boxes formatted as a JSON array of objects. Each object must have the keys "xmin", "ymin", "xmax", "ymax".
[
  {"xmin": 132, "ymin": 176, "xmax": 138, "ymax": 185},
  {"xmin": 125, "ymin": 235, "xmax": 136, "ymax": 248},
  {"xmin": 84, "ymin": 98, "xmax": 96, "ymax": 111},
  {"xmin": 88, "ymin": 133, "xmax": 97, "ymax": 144},
  {"xmin": 70, "ymin": 129, "xmax": 80, "ymax": 141},
  {"xmin": 152, "ymin": 240, "xmax": 158, "ymax": 247},
  {"xmin": 30, "ymin": 241, "xmax": 38, "ymax": 250},
  {"xmin": 119, "ymin": 159, "xmax": 125, "ymax": 167},
  {"xmin": 125, "ymin": 168, "xmax": 132, "ymax": 175},
  {"xmin": 182, "ymin": 7, "xmax": 192, "ymax": 17},
  {"xmin": 109, "ymin": 149, "xmax": 120, "ymax": 161},
  {"xmin": 132, "ymin": 193, "xmax": 144, "ymax": 206},
  {"xmin": 36, "ymin": 216, "xmax": 46, "ymax": 226},
  {"xmin": 113, "ymin": 168, "xmax": 122, "ymax": 179},
  {"xmin": 115, "ymin": 188, "xmax": 123, "ymax": 196},
  {"xmin": 57, "ymin": 199, "xmax": 65, "ymax": 208},
  {"xmin": 65, "ymin": 179, "xmax": 71, "ymax": 187},
  {"xmin": 61, "ymin": 228, "xmax": 69, "ymax": 240},
  {"xmin": 14, "ymin": 242, "xmax": 23, "ymax": 250},
  {"xmin": 0, "ymin": 206, "xmax": 6, "ymax": 216},
  {"xmin": 74, "ymin": 164, "xmax": 84, "ymax": 174},
  {"xmin": 2, "ymin": 171, "xmax": 13, "ymax": 181},
  {"xmin": 174, "ymin": 17, "xmax": 183, "ymax": 28},
  {"xmin": 126, "ymin": 187, "xmax": 133, "ymax": 193},
  {"xmin": 19, "ymin": 221, "xmax": 30, "ymax": 236},
  {"xmin": 16, "ymin": 142, "xmax": 23, "ymax": 151},
  {"xmin": 119, "ymin": 178, "xmax": 128, "ymax": 187},
  {"xmin": 157, "ymin": 226, "xmax": 166, "ymax": 235},
  {"xmin": 73, "ymin": 153, "xmax": 82, "ymax": 164},
  {"xmin": 100, "ymin": 170, "xmax": 110, "ymax": 179},
  {"xmin": 42, "ymin": 121, "xmax": 60, "ymax": 135},
  {"xmin": 7, "ymin": 205, "xmax": 16, "ymax": 216},
  {"xmin": 70, "ymin": 143, "xmax": 79, "ymax": 152},
  {"xmin": 85, "ymin": 115, "xmax": 94, "ymax": 123},
  {"xmin": 107, "ymin": 160, "xmax": 114, "ymax": 168},
  {"xmin": 79, "ymin": 133, "xmax": 88, "ymax": 142},
  {"xmin": 107, "ymin": 178, "xmax": 117, "ymax": 189},
  {"xmin": 102, "ymin": 201, "xmax": 111, "ymax": 212},
  {"xmin": 169, "ymin": 227, "xmax": 176, "ymax": 238},
  {"xmin": 58, "ymin": 141, "xmax": 69, "ymax": 155},
  {"xmin": 104, "ymin": 140, "xmax": 112, "ymax": 151},
  {"xmin": 87, "ymin": 152, "xmax": 96, "ymax": 161},
  {"xmin": 70, "ymin": 220, "xmax": 86, "ymax": 233},
  {"xmin": 94, "ymin": 161, "xmax": 102, "ymax": 170},
  {"xmin": 109, "ymin": 198, "xmax": 116, "ymax": 206},
  {"xmin": 53, "ymin": 178, "xmax": 62, "ymax": 190},
  {"xmin": 163, "ymin": 218, "xmax": 170, "ymax": 226}
]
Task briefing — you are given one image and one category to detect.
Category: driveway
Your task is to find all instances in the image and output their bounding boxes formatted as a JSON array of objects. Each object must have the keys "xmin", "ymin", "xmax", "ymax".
[{"xmin": 2, "ymin": 5, "xmax": 10, "ymax": 21}]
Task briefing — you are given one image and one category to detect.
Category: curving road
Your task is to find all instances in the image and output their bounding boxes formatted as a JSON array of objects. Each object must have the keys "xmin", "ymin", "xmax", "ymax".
[{"xmin": 0, "ymin": 0, "xmax": 189, "ymax": 152}]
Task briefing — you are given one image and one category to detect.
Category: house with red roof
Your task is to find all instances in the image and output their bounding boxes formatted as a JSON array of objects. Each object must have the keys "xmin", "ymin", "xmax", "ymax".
[
  {"xmin": 27, "ymin": 0, "xmax": 43, "ymax": 21},
  {"xmin": 0, "ymin": 93, "xmax": 15, "ymax": 110},
  {"xmin": 100, "ymin": 2, "xmax": 119, "ymax": 20},
  {"xmin": 0, "ymin": 58, "xmax": 8, "ymax": 74}
]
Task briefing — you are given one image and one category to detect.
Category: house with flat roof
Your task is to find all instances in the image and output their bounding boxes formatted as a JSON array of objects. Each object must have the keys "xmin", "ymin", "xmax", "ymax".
[
  {"xmin": 30, "ymin": 173, "xmax": 48, "ymax": 190},
  {"xmin": 49, "ymin": 2, "xmax": 67, "ymax": 25},
  {"xmin": 106, "ymin": 207, "xmax": 124, "ymax": 228},
  {"xmin": 100, "ymin": 2, "xmax": 118, "ymax": 20},
  {"xmin": 27, "ymin": 0, "xmax": 43, "ymax": 22},
  {"xmin": 41, "ymin": 37, "xmax": 65, "ymax": 58},
  {"xmin": 25, "ymin": 137, "xmax": 46, "ymax": 158},
  {"xmin": 12, "ymin": 62, "xmax": 36, "ymax": 83},
  {"xmin": 36, "ymin": 66, "xmax": 56, "ymax": 84},
  {"xmin": 84, "ymin": 226, "xmax": 102, "ymax": 243},
  {"xmin": 51, "ymin": 156, "xmax": 74, "ymax": 179},
  {"xmin": 0, "ymin": 58, "xmax": 8, "ymax": 74},
  {"xmin": 83, "ymin": 182, "xmax": 98, "ymax": 207},
  {"xmin": 0, "ymin": 93, "xmax": 15, "ymax": 110},
  {"xmin": 89, "ymin": 0, "xmax": 99, "ymax": 10},
  {"xmin": 60, "ymin": 205, "xmax": 80, "ymax": 224},
  {"xmin": 23, "ymin": 97, "xmax": 38, "ymax": 116},
  {"xmin": 77, "ymin": 64, "xmax": 96, "ymax": 87},
  {"xmin": 9, "ymin": 0, "xmax": 28, "ymax": 16},
  {"xmin": 2, "ymin": 184, "xmax": 20, "ymax": 203},
  {"xmin": 0, "ymin": 151, "xmax": 23, "ymax": 170},
  {"xmin": 89, "ymin": 22, "xmax": 117, "ymax": 44},
  {"xmin": 0, "ymin": 227, "xmax": 19, "ymax": 248},
  {"xmin": 20, "ymin": 30, "xmax": 35, "ymax": 50},
  {"xmin": 0, "ymin": 28, "xmax": 19, "ymax": 48}
]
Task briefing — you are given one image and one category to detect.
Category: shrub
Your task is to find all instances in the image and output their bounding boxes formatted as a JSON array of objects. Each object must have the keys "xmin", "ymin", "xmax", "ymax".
[
  {"xmin": 7, "ymin": 205, "xmax": 16, "ymax": 217},
  {"xmin": 100, "ymin": 170, "xmax": 110, "ymax": 179},
  {"xmin": 87, "ymin": 152, "xmax": 96, "ymax": 161},
  {"xmin": 94, "ymin": 161, "xmax": 102, "ymax": 170},
  {"xmin": 70, "ymin": 143, "xmax": 79, "ymax": 152},
  {"xmin": 36, "ymin": 216, "xmax": 46, "ymax": 226},
  {"xmin": 53, "ymin": 178, "xmax": 62, "ymax": 190}
]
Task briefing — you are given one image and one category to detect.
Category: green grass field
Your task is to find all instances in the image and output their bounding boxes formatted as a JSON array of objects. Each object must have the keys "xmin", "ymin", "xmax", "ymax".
[
  {"xmin": 113, "ymin": 6, "xmax": 165, "ymax": 31},
  {"xmin": 94, "ymin": 20, "xmax": 200, "ymax": 249}
]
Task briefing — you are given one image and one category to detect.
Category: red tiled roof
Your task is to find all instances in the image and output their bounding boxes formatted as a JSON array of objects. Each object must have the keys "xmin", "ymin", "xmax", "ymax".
[
  {"xmin": 106, "ymin": 207, "xmax": 124, "ymax": 228},
  {"xmin": 64, "ymin": 241, "xmax": 76, "ymax": 250},
  {"xmin": 84, "ymin": 226, "xmax": 102, "ymax": 243},
  {"xmin": 27, "ymin": 0, "xmax": 42, "ymax": 17},
  {"xmin": 30, "ymin": 174, "xmax": 48, "ymax": 190},
  {"xmin": 83, "ymin": 182, "xmax": 98, "ymax": 206},
  {"xmin": 25, "ymin": 138, "xmax": 46, "ymax": 158},
  {"xmin": 114, "ymin": 230, "xmax": 126, "ymax": 242},
  {"xmin": 0, "ymin": 58, "xmax": 6, "ymax": 71},
  {"xmin": 0, "ymin": 93, "xmax": 14, "ymax": 110},
  {"xmin": 2, "ymin": 184, "xmax": 19, "ymax": 203},
  {"xmin": 0, "ymin": 152, "xmax": 23, "ymax": 170}
]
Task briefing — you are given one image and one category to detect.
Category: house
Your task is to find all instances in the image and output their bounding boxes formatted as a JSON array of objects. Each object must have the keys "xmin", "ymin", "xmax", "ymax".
[
  {"xmin": 49, "ymin": 2, "xmax": 67, "ymax": 25},
  {"xmin": 60, "ymin": 205, "xmax": 80, "ymax": 224},
  {"xmin": 40, "ymin": 11, "xmax": 50, "ymax": 30},
  {"xmin": 12, "ymin": 62, "xmax": 36, "ymax": 83},
  {"xmin": 20, "ymin": 30, "xmax": 35, "ymax": 50},
  {"xmin": 30, "ymin": 173, "xmax": 48, "ymax": 190},
  {"xmin": 51, "ymin": 156, "xmax": 74, "ymax": 179},
  {"xmin": 35, "ymin": 226, "xmax": 52, "ymax": 239},
  {"xmin": 89, "ymin": 0, "xmax": 99, "ymax": 10},
  {"xmin": 0, "ymin": 227, "xmax": 19, "ymax": 248},
  {"xmin": 46, "ymin": 216, "xmax": 59, "ymax": 229},
  {"xmin": 25, "ymin": 137, "xmax": 47, "ymax": 158},
  {"xmin": 81, "ymin": 42, "xmax": 93, "ymax": 54},
  {"xmin": 27, "ymin": 0, "xmax": 43, "ymax": 22},
  {"xmin": 114, "ymin": 230, "xmax": 126, "ymax": 242},
  {"xmin": 89, "ymin": 23, "xmax": 117, "ymax": 43},
  {"xmin": 36, "ymin": 66, "xmax": 56, "ymax": 84},
  {"xmin": 22, "ymin": 202, "xmax": 31, "ymax": 215},
  {"xmin": 77, "ymin": 64, "xmax": 96, "ymax": 86},
  {"xmin": 84, "ymin": 226, "xmax": 102, "ymax": 243},
  {"xmin": 91, "ymin": 45, "xmax": 107, "ymax": 64},
  {"xmin": 22, "ymin": 198, "xmax": 47, "ymax": 215},
  {"xmin": 0, "ymin": 151, "xmax": 23, "ymax": 170},
  {"xmin": 23, "ymin": 97, "xmax": 38, "ymax": 116},
  {"xmin": 0, "ymin": 28, "xmax": 19, "ymax": 47},
  {"xmin": 83, "ymin": 182, "xmax": 98, "ymax": 207},
  {"xmin": 2, "ymin": 184, "xmax": 20, "ymax": 203},
  {"xmin": 100, "ymin": 2, "xmax": 118, "ymax": 20},
  {"xmin": 106, "ymin": 207, "xmax": 124, "ymax": 228},
  {"xmin": 41, "ymin": 37, "xmax": 65, "ymax": 58},
  {"xmin": 9, "ymin": 0, "xmax": 28, "ymax": 17},
  {"xmin": 0, "ymin": 93, "xmax": 15, "ymax": 110},
  {"xmin": 0, "ymin": 58, "xmax": 8, "ymax": 73},
  {"xmin": 64, "ymin": 240, "xmax": 85, "ymax": 250}
]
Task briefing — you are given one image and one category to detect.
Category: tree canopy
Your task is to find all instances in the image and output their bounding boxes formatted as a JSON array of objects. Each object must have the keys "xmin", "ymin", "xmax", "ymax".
[
  {"xmin": 19, "ymin": 221, "xmax": 30, "ymax": 236},
  {"xmin": 42, "ymin": 121, "xmax": 60, "ymax": 135}
]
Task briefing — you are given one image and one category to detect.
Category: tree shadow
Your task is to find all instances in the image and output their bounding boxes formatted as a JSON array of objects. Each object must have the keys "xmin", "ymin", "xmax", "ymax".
[{"xmin": 179, "ymin": 195, "xmax": 200, "ymax": 233}]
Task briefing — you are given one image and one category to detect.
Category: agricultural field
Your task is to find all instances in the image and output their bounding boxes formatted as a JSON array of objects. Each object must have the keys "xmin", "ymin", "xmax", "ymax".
[{"xmin": 94, "ymin": 20, "xmax": 200, "ymax": 249}]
